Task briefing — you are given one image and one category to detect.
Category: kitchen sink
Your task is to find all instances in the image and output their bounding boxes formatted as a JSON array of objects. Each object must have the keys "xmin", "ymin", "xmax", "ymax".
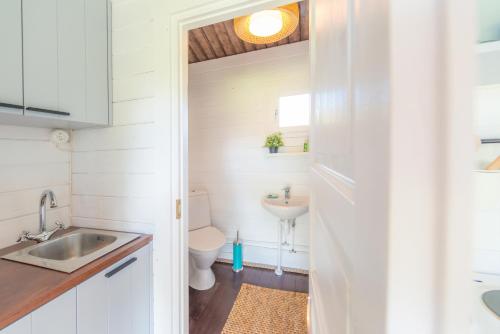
[
  {"xmin": 28, "ymin": 233, "xmax": 117, "ymax": 261},
  {"xmin": 2, "ymin": 229, "xmax": 139, "ymax": 273}
]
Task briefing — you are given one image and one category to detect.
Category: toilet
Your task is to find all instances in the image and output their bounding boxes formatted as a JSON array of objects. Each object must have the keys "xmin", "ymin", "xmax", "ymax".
[{"xmin": 188, "ymin": 190, "xmax": 226, "ymax": 290}]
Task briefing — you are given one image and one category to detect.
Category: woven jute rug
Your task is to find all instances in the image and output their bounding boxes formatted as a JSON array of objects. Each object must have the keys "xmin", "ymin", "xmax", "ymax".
[{"xmin": 222, "ymin": 283, "xmax": 308, "ymax": 334}]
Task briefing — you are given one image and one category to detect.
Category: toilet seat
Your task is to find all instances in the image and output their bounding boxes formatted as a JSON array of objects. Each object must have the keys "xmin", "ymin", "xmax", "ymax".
[{"xmin": 189, "ymin": 226, "xmax": 225, "ymax": 252}]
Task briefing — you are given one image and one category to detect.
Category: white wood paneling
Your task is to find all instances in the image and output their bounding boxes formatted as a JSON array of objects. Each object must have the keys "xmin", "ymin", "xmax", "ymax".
[
  {"xmin": 72, "ymin": 149, "xmax": 155, "ymax": 174},
  {"xmin": 0, "ymin": 164, "xmax": 69, "ymax": 193},
  {"xmin": 0, "ymin": 125, "xmax": 70, "ymax": 249},
  {"xmin": 72, "ymin": 124, "xmax": 155, "ymax": 151},
  {"xmin": 112, "ymin": 98, "xmax": 155, "ymax": 125},
  {"xmin": 188, "ymin": 42, "xmax": 310, "ymax": 270},
  {"xmin": 72, "ymin": 173, "xmax": 154, "ymax": 197},
  {"xmin": 113, "ymin": 72, "xmax": 155, "ymax": 102},
  {"xmin": 72, "ymin": 195, "xmax": 154, "ymax": 223},
  {"xmin": 112, "ymin": 21, "xmax": 154, "ymax": 56}
]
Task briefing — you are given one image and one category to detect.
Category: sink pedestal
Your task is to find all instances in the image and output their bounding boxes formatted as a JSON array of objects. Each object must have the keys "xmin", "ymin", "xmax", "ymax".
[
  {"xmin": 261, "ymin": 195, "xmax": 309, "ymax": 276},
  {"xmin": 275, "ymin": 220, "xmax": 284, "ymax": 276}
]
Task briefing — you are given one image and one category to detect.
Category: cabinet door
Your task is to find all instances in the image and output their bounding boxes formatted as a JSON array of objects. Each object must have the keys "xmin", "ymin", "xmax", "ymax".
[
  {"xmin": 23, "ymin": 0, "xmax": 109, "ymax": 124},
  {"xmin": 85, "ymin": 0, "xmax": 110, "ymax": 125},
  {"xmin": 108, "ymin": 245, "xmax": 151, "ymax": 334},
  {"xmin": 22, "ymin": 0, "xmax": 59, "ymax": 115},
  {"xmin": 77, "ymin": 270, "xmax": 108, "ymax": 334},
  {"xmin": 0, "ymin": 0, "xmax": 24, "ymax": 115},
  {"xmin": 57, "ymin": 0, "xmax": 86, "ymax": 122},
  {"xmin": 0, "ymin": 316, "xmax": 30, "ymax": 334},
  {"xmin": 77, "ymin": 245, "xmax": 151, "ymax": 334},
  {"xmin": 32, "ymin": 289, "xmax": 76, "ymax": 334}
]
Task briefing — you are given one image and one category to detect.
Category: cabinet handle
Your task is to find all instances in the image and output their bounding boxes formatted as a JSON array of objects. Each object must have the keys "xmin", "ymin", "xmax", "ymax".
[
  {"xmin": 26, "ymin": 107, "xmax": 70, "ymax": 116},
  {"xmin": 0, "ymin": 102, "xmax": 24, "ymax": 110},
  {"xmin": 105, "ymin": 257, "xmax": 137, "ymax": 278}
]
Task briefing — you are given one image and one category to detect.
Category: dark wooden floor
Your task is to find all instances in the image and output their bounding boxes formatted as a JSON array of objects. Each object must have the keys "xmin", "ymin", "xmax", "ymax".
[{"xmin": 189, "ymin": 262, "xmax": 308, "ymax": 334}]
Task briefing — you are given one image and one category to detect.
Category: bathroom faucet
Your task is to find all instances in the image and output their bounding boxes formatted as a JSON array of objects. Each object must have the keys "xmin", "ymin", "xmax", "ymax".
[
  {"xmin": 17, "ymin": 190, "xmax": 65, "ymax": 243},
  {"xmin": 283, "ymin": 186, "xmax": 291, "ymax": 200}
]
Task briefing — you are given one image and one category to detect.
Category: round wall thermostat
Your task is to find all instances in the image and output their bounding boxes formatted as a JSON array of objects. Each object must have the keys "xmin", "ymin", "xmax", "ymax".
[{"xmin": 50, "ymin": 129, "xmax": 70, "ymax": 145}]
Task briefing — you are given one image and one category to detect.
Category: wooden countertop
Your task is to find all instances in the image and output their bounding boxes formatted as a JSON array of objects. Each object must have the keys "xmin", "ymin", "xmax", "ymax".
[{"xmin": 0, "ymin": 227, "xmax": 153, "ymax": 330}]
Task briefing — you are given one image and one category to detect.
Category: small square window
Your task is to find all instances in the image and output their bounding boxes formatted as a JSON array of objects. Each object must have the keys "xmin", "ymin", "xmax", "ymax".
[{"xmin": 278, "ymin": 94, "xmax": 311, "ymax": 128}]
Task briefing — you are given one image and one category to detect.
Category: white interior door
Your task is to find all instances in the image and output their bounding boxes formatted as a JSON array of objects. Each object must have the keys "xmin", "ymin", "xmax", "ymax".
[{"xmin": 309, "ymin": 0, "xmax": 475, "ymax": 333}]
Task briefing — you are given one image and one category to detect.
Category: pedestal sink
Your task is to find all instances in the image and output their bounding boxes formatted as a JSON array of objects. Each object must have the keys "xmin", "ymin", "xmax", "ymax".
[
  {"xmin": 262, "ymin": 196, "xmax": 309, "ymax": 219},
  {"xmin": 261, "ymin": 195, "xmax": 309, "ymax": 275}
]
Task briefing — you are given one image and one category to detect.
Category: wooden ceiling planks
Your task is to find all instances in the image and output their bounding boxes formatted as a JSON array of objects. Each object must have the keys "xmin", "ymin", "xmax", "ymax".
[{"xmin": 188, "ymin": 0, "xmax": 309, "ymax": 64}]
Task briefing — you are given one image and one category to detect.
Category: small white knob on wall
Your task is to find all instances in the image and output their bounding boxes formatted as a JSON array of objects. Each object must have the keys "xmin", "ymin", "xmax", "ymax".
[{"xmin": 50, "ymin": 129, "xmax": 70, "ymax": 145}]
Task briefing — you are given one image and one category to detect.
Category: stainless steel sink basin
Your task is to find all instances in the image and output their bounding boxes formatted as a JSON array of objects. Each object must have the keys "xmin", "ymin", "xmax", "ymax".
[
  {"xmin": 2, "ymin": 229, "xmax": 139, "ymax": 273},
  {"xmin": 28, "ymin": 233, "xmax": 117, "ymax": 261}
]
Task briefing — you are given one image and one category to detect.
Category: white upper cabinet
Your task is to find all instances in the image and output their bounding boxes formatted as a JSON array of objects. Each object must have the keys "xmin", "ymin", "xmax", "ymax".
[
  {"xmin": 0, "ymin": 0, "xmax": 110, "ymax": 128},
  {"xmin": 23, "ymin": 0, "xmax": 60, "ymax": 117},
  {"xmin": 85, "ymin": 0, "xmax": 110, "ymax": 125},
  {"xmin": 0, "ymin": 0, "xmax": 24, "ymax": 115}
]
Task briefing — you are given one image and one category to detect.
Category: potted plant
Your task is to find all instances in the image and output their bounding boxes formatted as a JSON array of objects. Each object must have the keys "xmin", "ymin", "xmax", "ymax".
[{"xmin": 264, "ymin": 132, "xmax": 284, "ymax": 153}]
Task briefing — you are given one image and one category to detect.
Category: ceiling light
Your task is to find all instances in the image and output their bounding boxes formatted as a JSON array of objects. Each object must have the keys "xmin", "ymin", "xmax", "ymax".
[
  {"xmin": 234, "ymin": 3, "xmax": 299, "ymax": 44},
  {"xmin": 248, "ymin": 10, "xmax": 283, "ymax": 37}
]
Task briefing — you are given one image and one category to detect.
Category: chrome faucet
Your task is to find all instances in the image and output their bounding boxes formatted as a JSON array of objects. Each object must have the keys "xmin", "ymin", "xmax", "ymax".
[
  {"xmin": 283, "ymin": 185, "xmax": 291, "ymax": 201},
  {"xmin": 39, "ymin": 190, "xmax": 57, "ymax": 233},
  {"xmin": 17, "ymin": 190, "xmax": 65, "ymax": 243}
]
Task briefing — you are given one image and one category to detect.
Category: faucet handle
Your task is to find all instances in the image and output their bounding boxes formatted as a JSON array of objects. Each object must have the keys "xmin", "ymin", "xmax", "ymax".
[
  {"xmin": 54, "ymin": 221, "xmax": 66, "ymax": 229},
  {"xmin": 17, "ymin": 231, "xmax": 30, "ymax": 243}
]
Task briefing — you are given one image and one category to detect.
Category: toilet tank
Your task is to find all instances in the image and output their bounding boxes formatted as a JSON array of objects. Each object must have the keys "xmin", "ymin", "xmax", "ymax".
[{"xmin": 188, "ymin": 190, "xmax": 212, "ymax": 231}]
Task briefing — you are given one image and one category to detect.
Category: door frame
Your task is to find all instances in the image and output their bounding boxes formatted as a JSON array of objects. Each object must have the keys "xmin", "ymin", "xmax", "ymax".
[
  {"xmin": 163, "ymin": 0, "xmax": 475, "ymax": 332},
  {"xmin": 167, "ymin": 0, "xmax": 304, "ymax": 332}
]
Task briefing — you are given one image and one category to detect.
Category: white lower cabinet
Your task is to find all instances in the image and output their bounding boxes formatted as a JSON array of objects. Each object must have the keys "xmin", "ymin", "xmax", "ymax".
[
  {"xmin": 1, "ymin": 289, "xmax": 76, "ymax": 334},
  {"xmin": 77, "ymin": 245, "xmax": 152, "ymax": 334},
  {"xmin": 32, "ymin": 289, "xmax": 76, "ymax": 334},
  {"xmin": 0, "ymin": 244, "xmax": 151, "ymax": 334},
  {"xmin": 0, "ymin": 317, "xmax": 30, "ymax": 334}
]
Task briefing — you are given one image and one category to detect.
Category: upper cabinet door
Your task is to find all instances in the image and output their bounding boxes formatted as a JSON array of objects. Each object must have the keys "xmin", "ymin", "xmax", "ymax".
[
  {"xmin": 22, "ymin": 0, "xmax": 110, "ymax": 125},
  {"xmin": 0, "ymin": 0, "xmax": 24, "ymax": 115},
  {"xmin": 57, "ymin": 0, "xmax": 87, "ymax": 122},
  {"xmin": 85, "ymin": 0, "xmax": 110, "ymax": 125},
  {"xmin": 22, "ymin": 0, "xmax": 60, "ymax": 115}
]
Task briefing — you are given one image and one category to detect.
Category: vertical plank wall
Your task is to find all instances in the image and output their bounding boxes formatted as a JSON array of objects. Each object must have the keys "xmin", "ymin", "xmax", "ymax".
[{"xmin": 0, "ymin": 125, "xmax": 70, "ymax": 248}]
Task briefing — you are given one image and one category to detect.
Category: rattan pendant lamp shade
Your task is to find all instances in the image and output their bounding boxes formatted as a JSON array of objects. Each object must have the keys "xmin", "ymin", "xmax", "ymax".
[{"xmin": 233, "ymin": 3, "xmax": 299, "ymax": 44}]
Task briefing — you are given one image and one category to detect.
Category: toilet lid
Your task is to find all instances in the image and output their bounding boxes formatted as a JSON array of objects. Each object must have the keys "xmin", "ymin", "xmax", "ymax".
[{"xmin": 189, "ymin": 226, "xmax": 225, "ymax": 252}]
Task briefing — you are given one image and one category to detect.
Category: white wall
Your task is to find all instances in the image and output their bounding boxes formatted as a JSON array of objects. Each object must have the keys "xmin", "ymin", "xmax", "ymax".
[
  {"xmin": 188, "ymin": 41, "xmax": 310, "ymax": 270},
  {"xmin": 0, "ymin": 125, "xmax": 70, "ymax": 248}
]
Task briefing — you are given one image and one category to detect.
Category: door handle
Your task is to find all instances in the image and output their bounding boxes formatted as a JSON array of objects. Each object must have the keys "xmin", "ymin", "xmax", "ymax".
[
  {"xmin": 0, "ymin": 102, "xmax": 24, "ymax": 110},
  {"xmin": 26, "ymin": 106, "xmax": 70, "ymax": 116},
  {"xmin": 105, "ymin": 257, "xmax": 137, "ymax": 278}
]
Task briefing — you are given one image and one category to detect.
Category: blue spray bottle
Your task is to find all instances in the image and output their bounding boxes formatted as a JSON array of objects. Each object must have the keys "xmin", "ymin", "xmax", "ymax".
[{"xmin": 232, "ymin": 231, "xmax": 243, "ymax": 272}]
